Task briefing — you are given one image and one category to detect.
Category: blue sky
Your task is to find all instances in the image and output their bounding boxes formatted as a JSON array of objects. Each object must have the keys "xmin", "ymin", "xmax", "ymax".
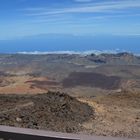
[{"xmin": 0, "ymin": 0, "xmax": 140, "ymax": 53}]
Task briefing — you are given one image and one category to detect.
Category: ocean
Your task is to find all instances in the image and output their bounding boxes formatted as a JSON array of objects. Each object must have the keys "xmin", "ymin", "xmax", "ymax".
[{"xmin": 0, "ymin": 35, "xmax": 140, "ymax": 54}]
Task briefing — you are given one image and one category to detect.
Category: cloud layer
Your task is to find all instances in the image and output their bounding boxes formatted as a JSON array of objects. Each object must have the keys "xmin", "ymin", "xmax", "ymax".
[{"xmin": 24, "ymin": 0, "xmax": 140, "ymax": 16}]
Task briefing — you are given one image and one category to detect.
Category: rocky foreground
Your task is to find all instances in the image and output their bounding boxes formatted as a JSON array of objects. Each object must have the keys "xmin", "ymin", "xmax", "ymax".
[
  {"xmin": 0, "ymin": 91, "xmax": 140, "ymax": 138},
  {"xmin": 0, "ymin": 91, "xmax": 93, "ymax": 133}
]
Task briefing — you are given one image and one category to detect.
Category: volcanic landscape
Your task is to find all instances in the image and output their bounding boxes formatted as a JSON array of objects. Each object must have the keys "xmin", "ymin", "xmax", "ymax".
[{"xmin": 0, "ymin": 52, "xmax": 140, "ymax": 138}]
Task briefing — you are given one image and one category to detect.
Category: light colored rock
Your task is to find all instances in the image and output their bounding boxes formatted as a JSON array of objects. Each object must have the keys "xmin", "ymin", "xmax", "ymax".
[{"xmin": 16, "ymin": 117, "xmax": 22, "ymax": 122}]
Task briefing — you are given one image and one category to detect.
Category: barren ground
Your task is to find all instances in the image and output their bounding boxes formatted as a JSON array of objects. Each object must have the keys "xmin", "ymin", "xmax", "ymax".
[
  {"xmin": 0, "ymin": 54, "xmax": 140, "ymax": 138},
  {"xmin": 79, "ymin": 91, "xmax": 140, "ymax": 138}
]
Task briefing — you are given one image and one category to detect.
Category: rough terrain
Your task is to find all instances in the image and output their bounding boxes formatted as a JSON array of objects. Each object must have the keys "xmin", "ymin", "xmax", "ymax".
[
  {"xmin": 79, "ymin": 91, "xmax": 140, "ymax": 138},
  {"xmin": 0, "ymin": 53, "xmax": 140, "ymax": 138},
  {"xmin": 0, "ymin": 91, "xmax": 93, "ymax": 133}
]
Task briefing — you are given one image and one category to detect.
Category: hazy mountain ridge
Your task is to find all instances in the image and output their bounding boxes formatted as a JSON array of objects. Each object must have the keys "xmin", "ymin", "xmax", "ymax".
[{"xmin": 0, "ymin": 52, "xmax": 140, "ymax": 65}]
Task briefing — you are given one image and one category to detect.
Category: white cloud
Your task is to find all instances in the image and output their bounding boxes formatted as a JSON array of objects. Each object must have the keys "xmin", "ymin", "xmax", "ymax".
[
  {"xmin": 74, "ymin": 0, "xmax": 92, "ymax": 2},
  {"xmin": 24, "ymin": 0, "xmax": 140, "ymax": 16},
  {"xmin": 17, "ymin": 50, "xmax": 119, "ymax": 55}
]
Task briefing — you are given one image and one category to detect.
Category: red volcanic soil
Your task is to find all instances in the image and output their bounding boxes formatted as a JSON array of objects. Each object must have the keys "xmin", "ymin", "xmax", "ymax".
[
  {"xmin": 0, "ymin": 74, "xmax": 61, "ymax": 94},
  {"xmin": 26, "ymin": 80, "xmax": 59, "ymax": 90}
]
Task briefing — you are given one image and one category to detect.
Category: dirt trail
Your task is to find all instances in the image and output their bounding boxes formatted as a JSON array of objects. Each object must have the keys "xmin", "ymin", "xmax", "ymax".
[{"xmin": 78, "ymin": 91, "xmax": 140, "ymax": 138}]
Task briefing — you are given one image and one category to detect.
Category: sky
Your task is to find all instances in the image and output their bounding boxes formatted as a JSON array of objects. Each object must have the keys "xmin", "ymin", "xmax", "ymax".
[{"xmin": 0, "ymin": 0, "xmax": 140, "ymax": 53}]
